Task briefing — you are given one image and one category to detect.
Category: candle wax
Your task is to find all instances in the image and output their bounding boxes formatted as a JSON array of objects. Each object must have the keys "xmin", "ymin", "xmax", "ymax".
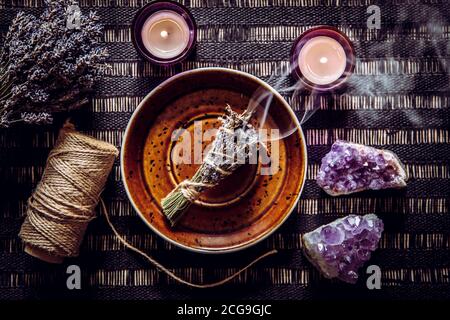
[
  {"xmin": 298, "ymin": 36, "xmax": 347, "ymax": 85},
  {"xmin": 141, "ymin": 10, "xmax": 190, "ymax": 59}
]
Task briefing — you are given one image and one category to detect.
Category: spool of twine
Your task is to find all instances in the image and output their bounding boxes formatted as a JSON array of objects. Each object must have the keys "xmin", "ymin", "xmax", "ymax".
[{"xmin": 19, "ymin": 122, "xmax": 118, "ymax": 263}]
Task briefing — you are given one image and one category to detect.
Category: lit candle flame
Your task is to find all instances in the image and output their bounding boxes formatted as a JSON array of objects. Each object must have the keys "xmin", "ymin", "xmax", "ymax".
[
  {"xmin": 319, "ymin": 57, "xmax": 328, "ymax": 64},
  {"xmin": 160, "ymin": 30, "xmax": 169, "ymax": 39}
]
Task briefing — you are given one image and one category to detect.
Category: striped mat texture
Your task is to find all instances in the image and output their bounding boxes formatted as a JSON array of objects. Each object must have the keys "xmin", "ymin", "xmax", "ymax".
[{"xmin": 1, "ymin": 0, "xmax": 449, "ymax": 300}]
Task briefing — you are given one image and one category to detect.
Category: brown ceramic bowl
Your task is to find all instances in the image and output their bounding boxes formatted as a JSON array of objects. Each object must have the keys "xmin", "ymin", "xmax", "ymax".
[{"xmin": 121, "ymin": 68, "xmax": 307, "ymax": 253}]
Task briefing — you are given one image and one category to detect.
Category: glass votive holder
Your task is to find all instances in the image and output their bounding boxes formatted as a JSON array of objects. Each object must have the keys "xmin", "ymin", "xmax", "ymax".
[
  {"xmin": 132, "ymin": 1, "xmax": 197, "ymax": 66},
  {"xmin": 290, "ymin": 26, "xmax": 356, "ymax": 92}
]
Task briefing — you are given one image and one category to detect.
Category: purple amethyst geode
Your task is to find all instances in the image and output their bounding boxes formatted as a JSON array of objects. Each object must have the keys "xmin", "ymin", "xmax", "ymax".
[
  {"xmin": 317, "ymin": 140, "xmax": 408, "ymax": 196},
  {"xmin": 302, "ymin": 214, "xmax": 384, "ymax": 284}
]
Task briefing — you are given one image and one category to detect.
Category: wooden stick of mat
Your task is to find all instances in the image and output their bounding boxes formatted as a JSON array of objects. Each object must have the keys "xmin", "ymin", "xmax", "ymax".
[{"xmin": 100, "ymin": 199, "xmax": 277, "ymax": 288}]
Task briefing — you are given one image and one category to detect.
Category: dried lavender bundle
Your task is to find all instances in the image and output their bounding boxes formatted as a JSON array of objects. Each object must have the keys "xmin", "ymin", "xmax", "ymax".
[
  {"xmin": 161, "ymin": 105, "xmax": 259, "ymax": 226},
  {"xmin": 0, "ymin": 0, "xmax": 108, "ymax": 127}
]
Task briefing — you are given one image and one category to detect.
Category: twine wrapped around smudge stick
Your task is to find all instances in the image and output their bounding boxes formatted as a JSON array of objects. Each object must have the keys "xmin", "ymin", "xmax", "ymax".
[
  {"xmin": 19, "ymin": 122, "xmax": 119, "ymax": 263},
  {"xmin": 162, "ymin": 105, "xmax": 259, "ymax": 226}
]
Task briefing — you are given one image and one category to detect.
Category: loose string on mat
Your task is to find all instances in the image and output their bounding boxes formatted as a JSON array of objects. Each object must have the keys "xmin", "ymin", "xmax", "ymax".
[{"xmin": 100, "ymin": 199, "xmax": 277, "ymax": 288}]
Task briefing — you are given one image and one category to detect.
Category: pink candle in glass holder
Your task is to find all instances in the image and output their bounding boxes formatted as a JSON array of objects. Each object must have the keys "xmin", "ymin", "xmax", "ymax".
[
  {"xmin": 141, "ymin": 10, "xmax": 190, "ymax": 60},
  {"xmin": 290, "ymin": 26, "xmax": 355, "ymax": 92},
  {"xmin": 132, "ymin": 1, "xmax": 196, "ymax": 66}
]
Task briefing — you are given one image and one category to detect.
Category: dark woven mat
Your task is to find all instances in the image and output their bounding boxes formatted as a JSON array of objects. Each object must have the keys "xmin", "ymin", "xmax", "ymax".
[{"xmin": 1, "ymin": 0, "xmax": 449, "ymax": 300}]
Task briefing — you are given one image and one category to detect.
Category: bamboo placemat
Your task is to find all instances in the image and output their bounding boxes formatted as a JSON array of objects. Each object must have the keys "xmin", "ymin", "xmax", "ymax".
[{"xmin": 0, "ymin": 0, "xmax": 449, "ymax": 300}]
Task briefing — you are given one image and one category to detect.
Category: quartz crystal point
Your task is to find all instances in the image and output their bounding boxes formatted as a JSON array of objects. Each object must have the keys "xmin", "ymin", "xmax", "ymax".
[
  {"xmin": 302, "ymin": 214, "xmax": 384, "ymax": 284},
  {"xmin": 317, "ymin": 140, "xmax": 408, "ymax": 196}
]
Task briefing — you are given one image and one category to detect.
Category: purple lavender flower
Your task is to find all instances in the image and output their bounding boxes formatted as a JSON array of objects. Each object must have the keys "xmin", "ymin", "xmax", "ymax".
[
  {"xmin": 0, "ymin": 0, "xmax": 108, "ymax": 127},
  {"xmin": 21, "ymin": 112, "xmax": 53, "ymax": 125}
]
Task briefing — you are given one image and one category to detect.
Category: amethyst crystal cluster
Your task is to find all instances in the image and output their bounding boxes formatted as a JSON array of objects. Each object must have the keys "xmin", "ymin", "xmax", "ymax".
[
  {"xmin": 303, "ymin": 214, "xmax": 384, "ymax": 283},
  {"xmin": 317, "ymin": 140, "xmax": 408, "ymax": 196}
]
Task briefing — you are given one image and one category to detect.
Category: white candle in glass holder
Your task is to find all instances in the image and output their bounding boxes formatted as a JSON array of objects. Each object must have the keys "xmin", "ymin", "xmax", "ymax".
[
  {"xmin": 141, "ymin": 10, "xmax": 190, "ymax": 60},
  {"xmin": 298, "ymin": 36, "xmax": 347, "ymax": 85}
]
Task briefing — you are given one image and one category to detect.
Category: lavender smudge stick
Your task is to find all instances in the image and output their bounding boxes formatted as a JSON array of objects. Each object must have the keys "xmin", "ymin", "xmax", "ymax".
[{"xmin": 161, "ymin": 105, "xmax": 258, "ymax": 226}]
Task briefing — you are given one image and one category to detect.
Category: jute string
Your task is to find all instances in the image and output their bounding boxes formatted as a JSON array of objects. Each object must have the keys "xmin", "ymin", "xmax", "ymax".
[
  {"xmin": 19, "ymin": 122, "xmax": 119, "ymax": 261},
  {"xmin": 169, "ymin": 126, "xmax": 239, "ymax": 204},
  {"xmin": 101, "ymin": 200, "xmax": 277, "ymax": 288},
  {"xmin": 178, "ymin": 180, "xmax": 211, "ymax": 203},
  {"xmin": 19, "ymin": 122, "xmax": 277, "ymax": 287}
]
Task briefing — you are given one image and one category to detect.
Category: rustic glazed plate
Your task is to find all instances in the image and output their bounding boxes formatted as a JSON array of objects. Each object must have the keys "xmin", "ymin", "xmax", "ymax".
[{"xmin": 121, "ymin": 68, "xmax": 307, "ymax": 253}]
